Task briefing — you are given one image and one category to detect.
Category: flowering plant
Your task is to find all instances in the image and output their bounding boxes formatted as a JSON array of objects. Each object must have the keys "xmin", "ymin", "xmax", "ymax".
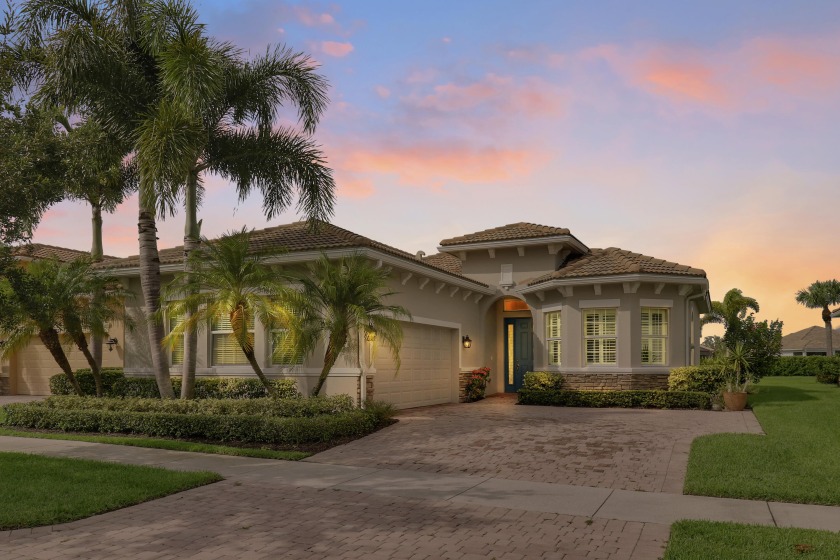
[{"xmin": 464, "ymin": 367, "xmax": 491, "ymax": 402}]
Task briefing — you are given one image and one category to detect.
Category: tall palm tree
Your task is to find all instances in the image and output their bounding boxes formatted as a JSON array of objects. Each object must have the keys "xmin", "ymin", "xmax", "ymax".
[
  {"xmin": 701, "ymin": 288, "xmax": 760, "ymax": 336},
  {"xmin": 161, "ymin": 228, "xmax": 288, "ymax": 396},
  {"xmin": 21, "ymin": 0, "xmax": 239, "ymax": 397},
  {"xmin": 283, "ymin": 254, "xmax": 411, "ymax": 397},
  {"xmin": 796, "ymin": 280, "xmax": 840, "ymax": 358},
  {"xmin": 174, "ymin": 47, "xmax": 334, "ymax": 399}
]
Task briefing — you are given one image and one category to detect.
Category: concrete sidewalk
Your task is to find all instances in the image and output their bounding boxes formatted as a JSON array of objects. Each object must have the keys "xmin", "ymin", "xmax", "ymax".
[{"xmin": 3, "ymin": 435, "xmax": 840, "ymax": 533}]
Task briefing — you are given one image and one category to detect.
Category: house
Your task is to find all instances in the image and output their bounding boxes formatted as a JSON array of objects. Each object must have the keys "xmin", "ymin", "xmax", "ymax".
[
  {"xmin": 97, "ymin": 221, "xmax": 710, "ymax": 408},
  {"xmin": 781, "ymin": 326, "xmax": 840, "ymax": 356},
  {"xmin": 0, "ymin": 244, "xmax": 124, "ymax": 395}
]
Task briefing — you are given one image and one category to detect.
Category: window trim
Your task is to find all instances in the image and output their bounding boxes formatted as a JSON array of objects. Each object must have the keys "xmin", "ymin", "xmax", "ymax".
[
  {"xmin": 583, "ymin": 308, "xmax": 617, "ymax": 365},
  {"xmin": 641, "ymin": 307, "xmax": 669, "ymax": 366}
]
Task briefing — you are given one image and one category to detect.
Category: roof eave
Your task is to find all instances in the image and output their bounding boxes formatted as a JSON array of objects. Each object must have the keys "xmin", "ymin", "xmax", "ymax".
[
  {"xmin": 437, "ymin": 234, "xmax": 589, "ymax": 255},
  {"xmin": 517, "ymin": 273, "xmax": 709, "ymax": 294}
]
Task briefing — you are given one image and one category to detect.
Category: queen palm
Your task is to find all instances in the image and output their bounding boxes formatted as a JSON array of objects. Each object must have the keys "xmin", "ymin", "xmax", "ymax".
[
  {"xmin": 701, "ymin": 288, "xmax": 760, "ymax": 342},
  {"xmin": 161, "ymin": 228, "xmax": 288, "ymax": 396},
  {"xmin": 796, "ymin": 280, "xmax": 840, "ymax": 358},
  {"xmin": 283, "ymin": 254, "xmax": 411, "ymax": 397}
]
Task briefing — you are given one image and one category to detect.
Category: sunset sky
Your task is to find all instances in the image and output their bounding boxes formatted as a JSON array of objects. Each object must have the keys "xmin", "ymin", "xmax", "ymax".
[{"xmin": 33, "ymin": 0, "xmax": 840, "ymax": 336}]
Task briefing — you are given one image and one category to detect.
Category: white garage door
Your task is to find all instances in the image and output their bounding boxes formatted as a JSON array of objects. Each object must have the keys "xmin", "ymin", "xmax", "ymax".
[{"xmin": 373, "ymin": 322, "xmax": 455, "ymax": 409}]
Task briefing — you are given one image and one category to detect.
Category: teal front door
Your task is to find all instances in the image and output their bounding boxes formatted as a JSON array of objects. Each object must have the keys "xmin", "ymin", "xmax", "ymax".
[{"xmin": 504, "ymin": 318, "xmax": 533, "ymax": 392}]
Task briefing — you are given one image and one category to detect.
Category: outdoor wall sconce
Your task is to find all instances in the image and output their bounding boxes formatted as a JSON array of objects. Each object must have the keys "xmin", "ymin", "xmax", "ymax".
[
  {"xmin": 462, "ymin": 335, "xmax": 472, "ymax": 349},
  {"xmin": 365, "ymin": 331, "xmax": 376, "ymax": 342},
  {"xmin": 106, "ymin": 338, "xmax": 119, "ymax": 352}
]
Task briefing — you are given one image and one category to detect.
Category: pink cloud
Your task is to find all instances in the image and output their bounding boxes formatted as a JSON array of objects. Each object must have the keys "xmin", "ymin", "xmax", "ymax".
[
  {"xmin": 374, "ymin": 85, "xmax": 391, "ymax": 99},
  {"xmin": 320, "ymin": 41, "xmax": 354, "ymax": 57},
  {"xmin": 293, "ymin": 7, "xmax": 335, "ymax": 27},
  {"xmin": 335, "ymin": 176, "xmax": 375, "ymax": 199},
  {"xmin": 637, "ymin": 57, "xmax": 729, "ymax": 107}
]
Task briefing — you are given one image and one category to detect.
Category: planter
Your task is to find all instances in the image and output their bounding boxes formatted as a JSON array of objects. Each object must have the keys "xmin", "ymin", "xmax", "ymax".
[{"xmin": 723, "ymin": 391, "xmax": 748, "ymax": 411}]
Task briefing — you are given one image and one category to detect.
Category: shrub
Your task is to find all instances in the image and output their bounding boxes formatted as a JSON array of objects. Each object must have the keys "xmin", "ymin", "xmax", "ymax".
[
  {"xmin": 770, "ymin": 356, "xmax": 840, "ymax": 382},
  {"xmin": 668, "ymin": 365, "xmax": 726, "ymax": 394},
  {"xmin": 50, "ymin": 370, "xmax": 299, "ymax": 399},
  {"xmin": 36, "ymin": 395, "xmax": 354, "ymax": 417},
  {"xmin": 517, "ymin": 389, "xmax": 711, "ymax": 410},
  {"xmin": 1, "ymin": 400, "xmax": 395, "ymax": 445},
  {"xmin": 463, "ymin": 367, "xmax": 491, "ymax": 402},
  {"xmin": 49, "ymin": 368, "xmax": 125, "ymax": 396},
  {"xmin": 523, "ymin": 371, "xmax": 564, "ymax": 391}
]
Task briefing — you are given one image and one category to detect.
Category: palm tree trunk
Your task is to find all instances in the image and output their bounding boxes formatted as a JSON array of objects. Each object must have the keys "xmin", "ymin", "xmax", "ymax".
[
  {"xmin": 312, "ymin": 338, "xmax": 341, "ymax": 397},
  {"xmin": 40, "ymin": 328, "xmax": 83, "ymax": 396},
  {"xmin": 91, "ymin": 203, "xmax": 104, "ymax": 371},
  {"xmin": 138, "ymin": 208, "xmax": 175, "ymax": 398},
  {"xmin": 181, "ymin": 172, "xmax": 200, "ymax": 400},
  {"xmin": 823, "ymin": 306, "xmax": 834, "ymax": 358},
  {"xmin": 73, "ymin": 331, "xmax": 103, "ymax": 397},
  {"xmin": 242, "ymin": 347, "xmax": 276, "ymax": 397}
]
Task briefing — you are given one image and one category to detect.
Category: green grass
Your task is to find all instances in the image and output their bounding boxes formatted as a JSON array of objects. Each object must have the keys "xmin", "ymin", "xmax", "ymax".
[
  {"xmin": 664, "ymin": 521, "xmax": 840, "ymax": 559},
  {"xmin": 685, "ymin": 376, "xmax": 840, "ymax": 504},
  {"xmin": 0, "ymin": 451, "xmax": 221, "ymax": 529},
  {"xmin": 0, "ymin": 407, "xmax": 310, "ymax": 461}
]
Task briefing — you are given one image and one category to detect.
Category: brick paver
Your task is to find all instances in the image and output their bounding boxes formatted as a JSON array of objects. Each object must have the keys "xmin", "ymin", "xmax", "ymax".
[
  {"xmin": 1, "ymin": 480, "xmax": 668, "ymax": 560},
  {"xmin": 310, "ymin": 396, "xmax": 761, "ymax": 492}
]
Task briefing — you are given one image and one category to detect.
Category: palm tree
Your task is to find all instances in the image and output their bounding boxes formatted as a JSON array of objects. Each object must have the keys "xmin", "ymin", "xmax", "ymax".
[
  {"xmin": 0, "ymin": 256, "xmax": 125, "ymax": 396},
  {"xmin": 283, "ymin": 254, "xmax": 411, "ymax": 397},
  {"xmin": 796, "ymin": 280, "xmax": 840, "ymax": 358},
  {"xmin": 161, "ymin": 228, "xmax": 288, "ymax": 396},
  {"xmin": 174, "ymin": 47, "xmax": 334, "ymax": 399},
  {"xmin": 701, "ymin": 288, "xmax": 760, "ymax": 336},
  {"xmin": 20, "ymin": 0, "xmax": 241, "ymax": 397}
]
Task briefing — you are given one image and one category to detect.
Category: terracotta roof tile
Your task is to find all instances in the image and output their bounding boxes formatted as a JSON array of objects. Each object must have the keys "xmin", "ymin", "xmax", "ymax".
[
  {"xmin": 100, "ymin": 221, "xmax": 486, "ymax": 287},
  {"xmin": 781, "ymin": 326, "xmax": 840, "ymax": 352},
  {"xmin": 12, "ymin": 243, "xmax": 117, "ymax": 263},
  {"xmin": 422, "ymin": 252, "xmax": 462, "ymax": 275},
  {"xmin": 439, "ymin": 222, "xmax": 572, "ymax": 246},
  {"xmin": 526, "ymin": 247, "xmax": 706, "ymax": 285}
]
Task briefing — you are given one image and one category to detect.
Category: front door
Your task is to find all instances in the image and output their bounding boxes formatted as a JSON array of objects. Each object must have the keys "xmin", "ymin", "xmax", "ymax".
[{"xmin": 504, "ymin": 318, "xmax": 533, "ymax": 392}]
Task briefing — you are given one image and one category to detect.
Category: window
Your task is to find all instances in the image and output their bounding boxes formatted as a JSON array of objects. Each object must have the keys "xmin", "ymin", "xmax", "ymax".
[
  {"xmin": 641, "ymin": 307, "xmax": 668, "ymax": 365},
  {"xmin": 168, "ymin": 313, "xmax": 184, "ymax": 366},
  {"xmin": 270, "ymin": 310, "xmax": 302, "ymax": 366},
  {"xmin": 503, "ymin": 299, "xmax": 529, "ymax": 312},
  {"xmin": 584, "ymin": 309, "xmax": 616, "ymax": 365},
  {"xmin": 211, "ymin": 313, "xmax": 254, "ymax": 365},
  {"xmin": 546, "ymin": 311, "xmax": 561, "ymax": 366}
]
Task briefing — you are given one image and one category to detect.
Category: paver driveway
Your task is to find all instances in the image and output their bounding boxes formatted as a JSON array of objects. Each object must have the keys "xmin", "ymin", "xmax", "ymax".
[{"xmin": 309, "ymin": 395, "xmax": 762, "ymax": 493}]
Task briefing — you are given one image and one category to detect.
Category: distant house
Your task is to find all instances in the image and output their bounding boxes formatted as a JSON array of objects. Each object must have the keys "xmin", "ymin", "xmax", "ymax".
[
  {"xmin": 0, "ymin": 244, "xmax": 124, "ymax": 395},
  {"xmin": 780, "ymin": 326, "xmax": 840, "ymax": 357}
]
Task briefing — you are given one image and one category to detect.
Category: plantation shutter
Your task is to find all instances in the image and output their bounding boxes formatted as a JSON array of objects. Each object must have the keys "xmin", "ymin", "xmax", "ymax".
[
  {"xmin": 212, "ymin": 314, "xmax": 255, "ymax": 366},
  {"xmin": 641, "ymin": 308, "xmax": 668, "ymax": 364},
  {"xmin": 169, "ymin": 314, "xmax": 184, "ymax": 366},
  {"xmin": 545, "ymin": 311, "xmax": 561, "ymax": 366}
]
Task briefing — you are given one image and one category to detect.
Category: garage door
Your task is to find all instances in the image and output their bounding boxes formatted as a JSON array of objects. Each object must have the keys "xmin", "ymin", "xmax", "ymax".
[{"xmin": 373, "ymin": 322, "xmax": 455, "ymax": 409}]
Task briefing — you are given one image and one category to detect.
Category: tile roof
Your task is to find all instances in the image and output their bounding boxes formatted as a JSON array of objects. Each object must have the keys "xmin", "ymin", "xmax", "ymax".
[
  {"xmin": 11, "ymin": 243, "xmax": 117, "ymax": 263},
  {"xmin": 100, "ymin": 221, "xmax": 487, "ymax": 287},
  {"xmin": 439, "ymin": 222, "xmax": 572, "ymax": 246},
  {"xmin": 526, "ymin": 247, "xmax": 706, "ymax": 285},
  {"xmin": 781, "ymin": 326, "xmax": 840, "ymax": 352},
  {"xmin": 422, "ymin": 252, "xmax": 462, "ymax": 275}
]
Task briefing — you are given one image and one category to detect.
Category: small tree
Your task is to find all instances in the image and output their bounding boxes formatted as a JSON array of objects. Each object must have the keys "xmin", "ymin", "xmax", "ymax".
[
  {"xmin": 796, "ymin": 280, "xmax": 840, "ymax": 358},
  {"xmin": 283, "ymin": 254, "xmax": 411, "ymax": 397},
  {"xmin": 161, "ymin": 228, "xmax": 287, "ymax": 397}
]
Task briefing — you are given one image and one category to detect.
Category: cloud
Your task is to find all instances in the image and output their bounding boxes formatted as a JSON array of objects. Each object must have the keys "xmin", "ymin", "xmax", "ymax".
[
  {"xmin": 335, "ymin": 176, "xmax": 375, "ymax": 199},
  {"xmin": 293, "ymin": 7, "xmax": 336, "ymax": 27},
  {"xmin": 374, "ymin": 85, "xmax": 391, "ymax": 99},
  {"xmin": 320, "ymin": 41, "xmax": 354, "ymax": 57}
]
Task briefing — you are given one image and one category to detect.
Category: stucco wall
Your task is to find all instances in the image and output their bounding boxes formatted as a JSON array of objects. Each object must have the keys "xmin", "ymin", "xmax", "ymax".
[{"xmin": 457, "ymin": 246, "xmax": 562, "ymax": 289}]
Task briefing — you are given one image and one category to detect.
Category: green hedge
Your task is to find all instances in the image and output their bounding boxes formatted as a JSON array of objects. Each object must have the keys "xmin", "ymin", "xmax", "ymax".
[
  {"xmin": 517, "ymin": 388, "xmax": 711, "ymax": 410},
  {"xmin": 668, "ymin": 365, "xmax": 727, "ymax": 394},
  {"xmin": 37, "ymin": 395, "xmax": 354, "ymax": 417},
  {"xmin": 769, "ymin": 356, "xmax": 840, "ymax": 382},
  {"xmin": 50, "ymin": 370, "xmax": 299, "ymax": 399},
  {"xmin": 1, "ymin": 402, "xmax": 394, "ymax": 445},
  {"xmin": 522, "ymin": 371, "xmax": 564, "ymax": 390}
]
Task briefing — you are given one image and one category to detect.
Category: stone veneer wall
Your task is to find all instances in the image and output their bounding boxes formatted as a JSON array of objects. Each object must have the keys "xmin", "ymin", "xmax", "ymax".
[
  {"xmin": 458, "ymin": 369, "xmax": 474, "ymax": 402},
  {"xmin": 0, "ymin": 377, "xmax": 8, "ymax": 395},
  {"xmin": 558, "ymin": 372, "xmax": 669, "ymax": 391}
]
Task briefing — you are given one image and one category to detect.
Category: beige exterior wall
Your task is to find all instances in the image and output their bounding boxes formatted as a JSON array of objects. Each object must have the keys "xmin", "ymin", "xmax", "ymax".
[{"xmin": 456, "ymin": 246, "xmax": 567, "ymax": 289}]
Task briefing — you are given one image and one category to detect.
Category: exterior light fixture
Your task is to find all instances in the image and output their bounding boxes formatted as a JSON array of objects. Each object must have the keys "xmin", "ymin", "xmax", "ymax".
[
  {"xmin": 365, "ymin": 331, "xmax": 376, "ymax": 342},
  {"xmin": 106, "ymin": 337, "xmax": 119, "ymax": 352},
  {"xmin": 462, "ymin": 335, "xmax": 472, "ymax": 349}
]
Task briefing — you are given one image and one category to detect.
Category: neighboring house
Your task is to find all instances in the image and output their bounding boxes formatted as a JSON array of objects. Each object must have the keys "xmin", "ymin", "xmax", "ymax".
[
  {"xmin": 780, "ymin": 326, "xmax": 840, "ymax": 356},
  {"xmin": 698, "ymin": 344, "xmax": 715, "ymax": 361},
  {"xmin": 0, "ymin": 244, "xmax": 124, "ymax": 395},
  {"xmin": 101, "ymin": 221, "xmax": 710, "ymax": 408}
]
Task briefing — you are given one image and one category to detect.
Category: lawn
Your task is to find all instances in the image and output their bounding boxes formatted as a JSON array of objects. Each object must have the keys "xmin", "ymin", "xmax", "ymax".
[
  {"xmin": 684, "ymin": 376, "xmax": 840, "ymax": 504},
  {"xmin": 664, "ymin": 521, "xmax": 840, "ymax": 559},
  {"xmin": 0, "ymin": 451, "xmax": 221, "ymax": 530}
]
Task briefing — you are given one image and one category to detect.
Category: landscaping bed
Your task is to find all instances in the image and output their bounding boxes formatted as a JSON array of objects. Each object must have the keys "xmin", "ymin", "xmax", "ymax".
[{"xmin": 517, "ymin": 388, "xmax": 711, "ymax": 409}]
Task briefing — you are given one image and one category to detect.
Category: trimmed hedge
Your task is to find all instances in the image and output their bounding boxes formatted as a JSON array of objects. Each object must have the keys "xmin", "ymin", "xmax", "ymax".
[
  {"xmin": 50, "ymin": 369, "xmax": 299, "ymax": 399},
  {"xmin": 37, "ymin": 395, "xmax": 354, "ymax": 417},
  {"xmin": 522, "ymin": 371, "xmax": 564, "ymax": 391},
  {"xmin": 668, "ymin": 365, "xmax": 726, "ymax": 394},
  {"xmin": 1, "ymin": 401, "xmax": 394, "ymax": 445},
  {"xmin": 769, "ymin": 356, "xmax": 840, "ymax": 383},
  {"xmin": 518, "ymin": 388, "xmax": 711, "ymax": 410}
]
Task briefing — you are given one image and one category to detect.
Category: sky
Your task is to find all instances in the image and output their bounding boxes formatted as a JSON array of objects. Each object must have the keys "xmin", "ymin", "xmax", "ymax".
[{"xmin": 32, "ymin": 0, "xmax": 840, "ymax": 336}]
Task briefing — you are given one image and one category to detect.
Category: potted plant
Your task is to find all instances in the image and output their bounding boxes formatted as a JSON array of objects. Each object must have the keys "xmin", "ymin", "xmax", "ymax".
[{"xmin": 719, "ymin": 342, "xmax": 753, "ymax": 411}]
